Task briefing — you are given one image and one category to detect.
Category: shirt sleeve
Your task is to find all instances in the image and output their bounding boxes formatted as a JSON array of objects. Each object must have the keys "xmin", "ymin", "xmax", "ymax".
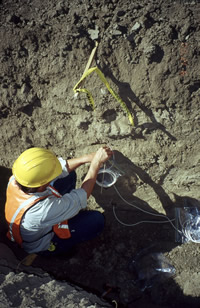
[
  {"xmin": 39, "ymin": 188, "xmax": 87, "ymax": 226},
  {"xmin": 50, "ymin": 157, "xmax": 69, "ymax": 185}
]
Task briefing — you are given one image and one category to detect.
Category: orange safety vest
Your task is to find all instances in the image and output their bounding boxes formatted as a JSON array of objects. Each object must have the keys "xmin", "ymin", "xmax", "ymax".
[{"xmin": 5, "ymin": 176, "xmax": 71, "ymax": 246}]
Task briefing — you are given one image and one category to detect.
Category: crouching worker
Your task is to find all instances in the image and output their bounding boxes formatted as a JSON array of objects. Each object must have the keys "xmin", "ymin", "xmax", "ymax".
[{"xmin": 5, "ymin": 146, "xmax": 112, "ymax": 256}]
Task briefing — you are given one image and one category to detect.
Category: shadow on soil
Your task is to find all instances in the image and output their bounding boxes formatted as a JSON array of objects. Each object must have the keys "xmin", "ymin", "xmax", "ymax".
[
  {"xmin": 99, "ymin": 63, "xmax": 177, "ymax": 141},
  {"xmin": 0, "ymin": 164, "xmax": 200, "ymax": 307}
]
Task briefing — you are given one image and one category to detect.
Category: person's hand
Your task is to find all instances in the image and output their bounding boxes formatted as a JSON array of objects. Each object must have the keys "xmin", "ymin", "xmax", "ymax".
[
  {"xmin": 82, "ymin": 146, "xmax": 113, "ymax": 198},
  {"xmin": 92, "ymin": 146, "xmax": 113, "ymax": 166}
]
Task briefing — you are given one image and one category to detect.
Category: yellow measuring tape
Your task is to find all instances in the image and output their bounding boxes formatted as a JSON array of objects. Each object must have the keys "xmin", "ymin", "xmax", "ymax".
[{"xmin": 73, "ymin": 49, "xmax": 134, "ymax": 126}]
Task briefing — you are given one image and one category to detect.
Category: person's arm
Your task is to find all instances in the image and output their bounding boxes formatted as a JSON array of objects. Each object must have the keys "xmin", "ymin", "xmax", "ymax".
[
  {"xmin": 81, "ymin": 146, "xmax": 113, "ymax": 199},
  {"xmin": 66, "ymin": 152, "xmax": 95, "ymax": 172}
]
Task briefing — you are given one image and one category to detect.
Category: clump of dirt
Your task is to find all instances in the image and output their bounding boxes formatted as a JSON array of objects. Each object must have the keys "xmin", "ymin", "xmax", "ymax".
[{"xmin": 0, "ymin": 0, "xmax": 200, "ymax": 307}]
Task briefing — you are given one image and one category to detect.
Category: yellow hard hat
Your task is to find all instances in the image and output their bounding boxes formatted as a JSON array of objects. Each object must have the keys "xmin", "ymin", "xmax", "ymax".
[{"xmin": 12, "ymin": 147, "xmax": 62, "ymax": 187}]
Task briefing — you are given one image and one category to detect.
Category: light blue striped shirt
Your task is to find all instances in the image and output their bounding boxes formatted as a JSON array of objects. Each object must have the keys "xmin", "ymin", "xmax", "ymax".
[{"xmin": 20, "ymin": 158, "xmax": 87, "ymax": 253}]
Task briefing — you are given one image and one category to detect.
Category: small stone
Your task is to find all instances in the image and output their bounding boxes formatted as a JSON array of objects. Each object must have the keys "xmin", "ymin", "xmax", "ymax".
[
  {"xmin": 88, "ymin": 25, "xmax": 99, "ymax": 40},
  {"xmin": 112, "ymin": 29, "xmax": 122, "ymax": 36},
  {"xmin": 185, "ymin": 34, "xmax": 190, "ymax": 41},
  {"xmin": 74, "ymin": 92, "xmax": 79, "ymax": 99},
  {"xmin": 131, "ymin": 22, "xmax": 141, "ymax": 32},
  {"xmin": 21, "ymin": 83, "xmax": 31, "ymax": 95}
]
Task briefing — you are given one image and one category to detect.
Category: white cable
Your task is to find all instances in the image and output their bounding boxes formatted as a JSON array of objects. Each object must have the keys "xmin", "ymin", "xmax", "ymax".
[
  {"xmin": 113, "ymin": 206, "xmax": 174, "ymax": 227},
  {"xmin": 100, "ymin": 163, "xmax": 106, "ymax": 194},
  {"xmin": 102, "ymin": 146, "xmax": 181, "ymax": 234},
  {"xmin": 179, "ymin": 217, "xmax": 200, "ymax": 243},
  {"xmin": 114, "ymin": 184, "xmax": 200, "ymax": 243},
  {"xmin": 113, "ymin": 184, "xmax": 180, "ymax": 233}
]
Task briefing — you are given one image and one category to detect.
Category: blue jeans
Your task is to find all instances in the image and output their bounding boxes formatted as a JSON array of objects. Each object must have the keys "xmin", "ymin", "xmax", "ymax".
[{"xmin": 40, "ymin": 171, "xmax": 105, "ymax": 256}]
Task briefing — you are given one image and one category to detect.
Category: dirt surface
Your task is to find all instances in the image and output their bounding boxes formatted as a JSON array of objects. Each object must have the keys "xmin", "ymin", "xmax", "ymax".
[
  {"xmin": 0, "ymin": 0, "xmax": 200, "ymax": 307},
  {"xmin": 0, "ymin": 243, "xmax": 112, "ymax": 308}
]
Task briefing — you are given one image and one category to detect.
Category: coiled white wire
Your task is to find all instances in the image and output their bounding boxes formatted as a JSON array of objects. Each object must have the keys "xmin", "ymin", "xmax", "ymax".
[
  {"xmin": 113, "ymin": 185, "xmax": 200, "ymax": 243},
  {"xmin": 113, "ymin": 185, "xmax": 178, "ymax": 232},
  {"xmin": 178, "ymin": 214, "xmax": 200, "ymax": 243},
  {"xmin": 101, "ymin": 148, "xmax": 199, "ymax": 243}
]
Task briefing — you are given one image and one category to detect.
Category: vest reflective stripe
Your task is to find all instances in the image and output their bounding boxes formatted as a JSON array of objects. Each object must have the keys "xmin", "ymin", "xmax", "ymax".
[
  {"xmin": 5, "ymin": 177, "xmax": 71, "ymax": 246},
  {"xmin": 8, "ymin": 175, "xmax": 15, "ymax": 185},
  {"xmin": 48, "ymin": 185, "xmax": 62, "ymax": 197},
  {"xmin": 5, "ymin": 177, "xmax": 50, "ymax": 245},
  {"xmin": 9, "ymin": 195, "xmax": 40, "ymax": 242},
  {"xmin": 57, "ymin": 223, "xmax": 69, "ymax": 229},
  {"xmin": 53, "ymin": 221, "xmax": 71, "ymax": 239},
  {"xmin": 48, "ymin": 185, "xmax": 71, "ymax": 239},
  {"xmin": 7, "ymin": 176, "xmax": 17, "ymax": 240}
]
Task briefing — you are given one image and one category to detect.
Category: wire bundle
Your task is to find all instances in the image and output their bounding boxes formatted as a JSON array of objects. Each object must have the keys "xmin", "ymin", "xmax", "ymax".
[
  {"xmin": 178, "ymin": 210, "xmax": 200, "ymax": 243},
  {"xmin": 100, "ymin": 149, "xmax": 200, "ymax": 243},
  {"xmin": 113, "ymin": 185, "xmax": 177, "ymax": 229}
]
